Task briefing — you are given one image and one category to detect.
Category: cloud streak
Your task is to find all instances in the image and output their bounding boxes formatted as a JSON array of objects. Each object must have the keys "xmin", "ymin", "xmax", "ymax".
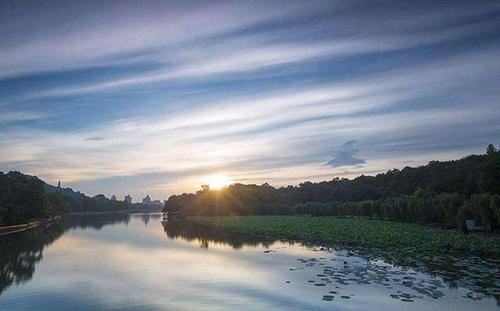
[{"xmin": 1, "ymin": 0, "xmax": 499, "ymax": 199}]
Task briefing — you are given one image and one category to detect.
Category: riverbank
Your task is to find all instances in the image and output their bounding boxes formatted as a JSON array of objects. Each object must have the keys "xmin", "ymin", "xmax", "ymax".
[
  {"xmin": 68, "ymin": 210, "xmax": 131, "ymax": 215},
  {"xmin": 68, "ymin": 208, "xmax": 162, "ymax": 215},
  {"xmin": 189, "ymin": 216, "xmax": 500, "ymax": 263},
  {"xmin": 0, "ymin": 215, "xmax": 61, "ymax": 237},
  {"xmin": 0, "ymin": 209, "xmax": 162, "ymax": 237}
]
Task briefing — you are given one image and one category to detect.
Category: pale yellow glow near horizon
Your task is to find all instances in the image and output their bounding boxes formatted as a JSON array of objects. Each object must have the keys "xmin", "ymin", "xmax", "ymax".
[{"xmin": 206, "ymin": 174, "xmax": 233, "ymax": 190}]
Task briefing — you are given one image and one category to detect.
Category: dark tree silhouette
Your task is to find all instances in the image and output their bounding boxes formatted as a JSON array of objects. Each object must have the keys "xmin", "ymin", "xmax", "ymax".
[
  {"xmin": 480, "ymin": 144, "xmax": 500, "ymax": 194},
  {"xmin": 165, "ymin": 145, "xmax": 500, "ymax": 230}
]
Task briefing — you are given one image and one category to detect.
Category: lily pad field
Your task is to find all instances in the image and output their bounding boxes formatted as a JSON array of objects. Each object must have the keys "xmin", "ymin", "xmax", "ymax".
[
  {"xmin": 190, "ymin": 216, "xmax": 500, "ymax": 262},
  {"xmin": 189, "ymin": 216, "xmax": 500, "ymax": 302}
]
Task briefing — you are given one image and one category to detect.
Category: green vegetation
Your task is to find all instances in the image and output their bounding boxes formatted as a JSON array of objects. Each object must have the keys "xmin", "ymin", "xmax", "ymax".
[
  {"xmin": 479, "ymin": 144, "xmax": 500, "ymax": 194},
  {"xmin": 0, "ymin": 171, "xmax": 52, "ymax": 226},
  {"xmin": 0, "ymin": 171, "xmax": 127, "ymax": 226},
  {"xmin": 45, "ymin": 184, "xmax": 128, "ymax": 214},
  {"xmin": 166, "ymin": 145, "xmax": 500, "ymax": 231},
  {"xmin": 190, "ymin": 216, "xmax": 500, "ymax": 261},
  {"xmin": 294, "ymin": 191, "xmax": 500, "ymax": 231}
]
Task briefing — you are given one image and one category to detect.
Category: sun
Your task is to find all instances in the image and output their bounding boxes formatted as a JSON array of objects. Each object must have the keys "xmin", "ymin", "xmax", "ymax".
[{"xmin": 207, "ymin": 175, "xmax": 232, "ymax": 190}]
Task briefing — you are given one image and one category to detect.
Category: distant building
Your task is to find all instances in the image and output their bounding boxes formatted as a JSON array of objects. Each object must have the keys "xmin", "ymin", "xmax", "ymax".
[
  {"xmin": 142, "ymin": 194, "xmax": 151, "ymax": 205},
  {"xmin": 141, "ymin": 194, "xmax": 163, "ymax": 208},
  {"xmin": 124, "ymin": 194, "xmax": 132, "ymax": 204},
  {"xmin": 111, "ymin": 195, "xmax": 117, "ymax": 201}
]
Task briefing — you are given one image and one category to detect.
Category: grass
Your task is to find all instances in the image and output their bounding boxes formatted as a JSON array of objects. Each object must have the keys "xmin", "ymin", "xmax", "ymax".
[{"xmin": 189, "ymin": 216, "xmax": 500, "ymax": 262}]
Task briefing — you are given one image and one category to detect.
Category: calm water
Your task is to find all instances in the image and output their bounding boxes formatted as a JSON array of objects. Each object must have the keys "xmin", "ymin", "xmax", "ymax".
[{"xmin": 0, "ymin": 213, "xmax": 498, "ymax": 310}]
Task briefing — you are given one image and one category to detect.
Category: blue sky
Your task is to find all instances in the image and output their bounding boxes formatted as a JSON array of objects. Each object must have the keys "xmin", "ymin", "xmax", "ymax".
[{"xmin": 1, "ymin": 0, "xmax": 500, "ymax": 201}]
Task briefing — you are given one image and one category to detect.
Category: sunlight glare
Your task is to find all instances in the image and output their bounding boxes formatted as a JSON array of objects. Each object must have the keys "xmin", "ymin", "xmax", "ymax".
[{"xmin": 207, "ymin": 175, "xmax": 232, "ymax": 190}]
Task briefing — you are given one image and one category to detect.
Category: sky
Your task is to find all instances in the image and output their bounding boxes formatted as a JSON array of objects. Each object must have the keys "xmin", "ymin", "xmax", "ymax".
[{"xmin": 1, "ymin": 0, "xmax": 500, "ymax": 202}]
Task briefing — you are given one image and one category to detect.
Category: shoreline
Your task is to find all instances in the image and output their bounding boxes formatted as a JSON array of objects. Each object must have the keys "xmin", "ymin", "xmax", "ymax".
[
  {"xmin": 189, "ymin": 215, "xmax": 500, "ymax": 262},
  {"xmin": 0, "ymin": 209, "xmax": 164, "ymax": 237},
  {"xmin": 68, "ymin": 208, "xmax": 163, "ymax": 215},
  {"xmin": 0, "ymin": 215, "xmax": 62, "ymax": 237}
]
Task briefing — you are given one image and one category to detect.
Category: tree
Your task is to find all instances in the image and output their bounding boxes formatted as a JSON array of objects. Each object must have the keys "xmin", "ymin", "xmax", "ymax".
[
  {"xmin": 468, "ymin": 194, "xmax": 495, "ymax": 231},
  {"xmin": 201, "ymin": 184, "xmax": 210, "ymax": 192},
  {"xmin": 491, "ymin": 195, "xmax": 500, "ymax": 228},
  {"xmin": 0, "ymin": 171, "xmax": 48, "ymax": 225},
  {"xmin": 479, "ymin": 144, "xmax": 500, "ymax": 194},
  {"xmin": 436, "ymin": 193, "xmax": 464, "ymax": 228},
  {"xmin": 0, "ymin": 205, "xmax": 6, "ymax": 226},
  {"xmin": 487, "ymin": 144, "xmax": 497, "ymax": 154}
]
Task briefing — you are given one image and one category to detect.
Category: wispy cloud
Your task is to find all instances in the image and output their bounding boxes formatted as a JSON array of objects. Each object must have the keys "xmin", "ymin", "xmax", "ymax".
[
  {"xmin": 0, "ymin": 107, "xmax": 49, "ymax": 124},
  {"xmin": 0, "ymin": 1, "xmax": 316, "ymax": 78},
  {"xmin": 14, "ymin": 21, "xmax": 500, "ymax": 101},
  {"xmin": 1, "ymin": 0, "xmax": 499, "ymax": 199}
]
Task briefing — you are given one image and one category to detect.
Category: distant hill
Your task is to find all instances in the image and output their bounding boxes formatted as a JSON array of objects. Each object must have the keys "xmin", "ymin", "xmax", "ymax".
[
  {"xmin": 43, "ymin": 182, "xmax": 128, "ymax": 214},
  {"xmin": 45, "ymin": 183, "xmax": 88, "ymax": 200},
  {"xmin": 0, "ymin": 172, "xmax": 128, "ymax": 226}
]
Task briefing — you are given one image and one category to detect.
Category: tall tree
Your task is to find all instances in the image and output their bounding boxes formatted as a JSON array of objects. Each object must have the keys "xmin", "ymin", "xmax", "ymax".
[{"xmin": 479, "ymin": 144, "xmax": 500, "ymax": 194}]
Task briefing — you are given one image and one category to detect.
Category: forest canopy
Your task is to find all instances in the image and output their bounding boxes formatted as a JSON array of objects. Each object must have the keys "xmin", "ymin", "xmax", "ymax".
[
  {"xmin": 0, "ymin": 172, "xmax": 127, "ymax": 226},
  {"xmin": 166, "ymin": 145, "xmax": 500, "ymax": 231}
]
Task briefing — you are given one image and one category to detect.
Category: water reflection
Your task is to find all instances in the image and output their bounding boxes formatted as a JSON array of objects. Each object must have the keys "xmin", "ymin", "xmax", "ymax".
[
  {"xmin": 65, "ymin": 213, "xmax": 130, "ymax": 230},
  {"xmin": 135, "ymin": 213, "xmax": 161, "ymax": 226},
  {"xmin": 163, "ymin": 221, "xmax": 276, "ymax": 249},
  {"xmin": 0, "ymin": 215, "xmax": 498, "ymax": 310},
  {"xmin": 0, "ymin": 213, "xmax": 130, "ymax": 295},
  {"xmin": 0, "ymin": 221, "xmax": 64, "ymax": 295},
  {"xmin": 162, "ymin": 221, "xmax": 500, "ymax": 304}
]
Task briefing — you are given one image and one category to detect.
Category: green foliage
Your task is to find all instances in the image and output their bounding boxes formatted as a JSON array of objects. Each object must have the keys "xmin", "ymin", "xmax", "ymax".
[
  {"xmin": 167, "ymin": 145, "xmax": 499, "ymax": 231},
  {"xmin": 45, "ymin": 190, "xmax": 128, "ymax": 214},
  {"xmin": 0, "ymin": 171, "xmax": 48, "ymax": 226},
  {"xmin": 0, "ymin": 171, "xmax": 127, "ymax": 226},
  {"xmin": 0, "ymin": 205, "xmax": 7, "ymax": 226},
  {"xmin": 165, "ymin": 183, "xmax": 289, "ymax": 216},
  {"xmin": 479, "ymin": 144, "xmax": 500, "ymax": 194},
  {"xmin": 291, "ymin": 192, "xmax": 473, "ymax": 228},
  {"xmin": 168, "ymin": 186, "xmax": 500, "ymax": 230},
  {"xmin": 45, "ymin": 183, "xmax": 127, "ymax": 213},
  {"xmin": 464, "ymin": 194, "xmax": 499, "ymax": 231},
  {"xmin": 486, "ymin": 144, "xmax": 497, "ymax": 154},
  {"xmin": 491, "ymin": 195, "xmax": 500, "ymax": 228},
  {"xmin": 191, "ymin": 216, "xmax": 500, "ymax": 259},
  {"xmin": 282, "ymin": 152, "xmax": 483, "ymax": 202},
  {"xmin": 436, "ymin": 192, "xmax": 464, "ymax": 228}
]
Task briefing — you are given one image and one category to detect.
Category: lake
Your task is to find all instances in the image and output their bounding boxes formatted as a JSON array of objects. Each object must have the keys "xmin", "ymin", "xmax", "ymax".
[{"xmin": 0, "ymin": 213, "xmax": 498, "ymax": 310}]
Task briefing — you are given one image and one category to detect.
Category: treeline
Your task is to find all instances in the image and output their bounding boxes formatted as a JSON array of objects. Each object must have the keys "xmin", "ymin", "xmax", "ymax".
[
  {"xmin": 0, "ymin": 171, "xmax": 127, "ymax": 226},
  {"xmin": 294, "ymin": 191, "xmax": 500, "ymax": 231},
  {"xmin": 0, "ymin": 172, "xmax": 50, "ymax": 226},
  {"xmin": 166, "ymin": 183, "xmax": 291, "ymax": 216},
  {"xmin": 45, "ymin": 184, "xmax": 128, "ymax": 214},
  {"xmin": 166, "ymin": 145, "xmax": 500, "ymax": 231},
  {"xmin": 280, "ymin": 153, "xmax": 484, "ymax": 203}
]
